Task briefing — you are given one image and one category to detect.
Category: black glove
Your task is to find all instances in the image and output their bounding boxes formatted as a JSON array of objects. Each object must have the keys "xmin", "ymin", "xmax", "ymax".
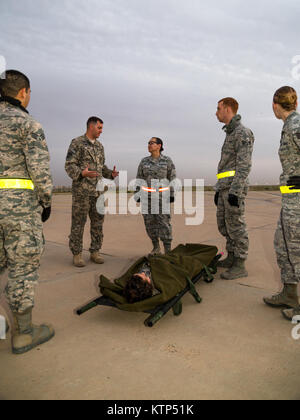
[
  {"xmin": 287, "ymin": 176, "xmax": 300, "ymax": 190},
  {"xmin": 133, "ymin": 186, "xmax": 141, "ymax": 203},
  {"xmin": 214, "ymin": 192, "xmax": 219, "ymax": 206},
  {"xmin": 41, "ymin": 206, "xmax": 51, "ymax": 223},
  {"xmin": 228, "ymin": 194, "xmax": 239, "ymax": 207},
  {"xmin": 170, "ymin": 196, "xmax": 175, "ymax": 203}
]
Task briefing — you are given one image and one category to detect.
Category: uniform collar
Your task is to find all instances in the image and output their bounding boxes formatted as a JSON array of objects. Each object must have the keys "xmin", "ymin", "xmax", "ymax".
[
  {"xmin": 150, "ymin": 153, "xmax": 163, "ymax": 161},
  {"xmin": 283, "ymin": 111, "xmax": 298, "ymax": 127},
  {"xmin": 0, "ymin": 96, "xmax": 29, "ymax": 114},
  {"xmin": 84, "ymin": 134, "xmax": 98, "ymax": 145},
  {"xmin": 223, "ymin": 114, "xmax": 241, "ymax": 134}
]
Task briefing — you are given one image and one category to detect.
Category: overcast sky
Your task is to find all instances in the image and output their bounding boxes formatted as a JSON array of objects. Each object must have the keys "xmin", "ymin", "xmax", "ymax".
[{"xmin": 1, "ymin": 0, "xmax": 300, "ymax": 186}]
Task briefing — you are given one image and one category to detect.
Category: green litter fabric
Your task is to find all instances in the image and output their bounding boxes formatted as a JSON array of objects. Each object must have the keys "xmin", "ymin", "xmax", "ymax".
[{"xmin": 99, "ymin": 243, "xmax": 218, "ymax": 312}]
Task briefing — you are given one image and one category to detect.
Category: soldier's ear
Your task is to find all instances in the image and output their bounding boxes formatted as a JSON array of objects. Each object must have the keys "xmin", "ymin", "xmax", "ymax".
[
  {"xmin": 18, "ymin": 87, "xmax": 27, "ymax": 98},
  {"xmin": 15, "ymin": 87, "xmax": 28, "ymax": 103}
]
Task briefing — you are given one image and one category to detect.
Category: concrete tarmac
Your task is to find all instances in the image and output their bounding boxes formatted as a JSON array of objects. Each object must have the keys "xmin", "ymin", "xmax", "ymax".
[{"xmin": 0, "ymin": 191, "xmax": 299, "ymax": 400}]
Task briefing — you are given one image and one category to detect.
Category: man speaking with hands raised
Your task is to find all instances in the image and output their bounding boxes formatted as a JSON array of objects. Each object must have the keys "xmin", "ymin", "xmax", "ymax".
[{"xmin": 65, "ymin": 117, "xmax": 119, "ymax": 267}]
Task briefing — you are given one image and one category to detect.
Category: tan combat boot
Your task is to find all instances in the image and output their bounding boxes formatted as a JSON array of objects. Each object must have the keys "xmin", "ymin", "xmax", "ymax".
[
  {"xmin": 12, "ymin": 308, "xmax": 55, "ymax": 355},
  {"xmin": 220, "ymin": 257, "xmax": 248, "ymax": 280},
  {"xmin": 73, "ymin": 253, "xmax": 86, "ymax": 267},
  {"xmin": 218, "ymin": 252, "xmax": 234, "ymax": 268},
  {"xmin": 263, "ymin": 284, "xmax": 299, "ymax": 309},
  {"xmin": 90, "ymin": 251, "xmax": 104, "ymax": 264}
]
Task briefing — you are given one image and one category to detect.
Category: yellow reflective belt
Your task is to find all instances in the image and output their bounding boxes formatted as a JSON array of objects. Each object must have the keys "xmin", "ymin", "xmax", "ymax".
[
  {"xmin": 217, "ymin": 171, "xmax": 236, "ymax": 180},
  {"xmin": 280, "ymin": 186, "xmax": 300, "ymax": 194},
  {"xmin": 0, "ymin": 179, "xmax": 34, "ymax": 190}
]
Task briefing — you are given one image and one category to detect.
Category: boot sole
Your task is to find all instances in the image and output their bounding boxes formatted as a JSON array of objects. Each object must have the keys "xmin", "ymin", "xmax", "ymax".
[
  {"xmin": 220, "ymin": 272, "xmax": 248, "ymax": 280},
  {"xmin": 263, "ymin": 300, "xmax": 297, "ymax": 309},
  {"xmin": 12, "ymin": 331, "xmax": 55, "ymax": 355}
]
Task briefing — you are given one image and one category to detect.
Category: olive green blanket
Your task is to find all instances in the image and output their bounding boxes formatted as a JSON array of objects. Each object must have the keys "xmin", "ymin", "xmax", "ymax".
[{"xmin": 99, "ymin": 244, "xmax": 218, "ymax": 312}]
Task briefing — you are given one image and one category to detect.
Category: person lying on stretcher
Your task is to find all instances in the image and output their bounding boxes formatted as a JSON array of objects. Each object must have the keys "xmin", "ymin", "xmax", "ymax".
[{"xmin": 99, "ymin": 244, "xmax": 219, "ymax": 311}]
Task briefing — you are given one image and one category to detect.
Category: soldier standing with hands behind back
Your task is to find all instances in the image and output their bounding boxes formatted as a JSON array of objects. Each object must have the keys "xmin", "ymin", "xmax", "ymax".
[
  {"xmin": 65, "ymin": 117, "xmax": 119, "ymax": 267},
  {"xmin": 215, "ymin": 98, "xmax": 255, "ymax": 280},
  {"xmin": 263, "ymin": 87, "xmax": 300, "ymax": 321}
]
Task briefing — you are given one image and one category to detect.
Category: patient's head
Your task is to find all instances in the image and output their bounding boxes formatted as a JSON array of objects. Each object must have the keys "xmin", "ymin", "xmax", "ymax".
[{"xmin": 124, "ymin": 273, "xmax": 154, "ymax": 303}]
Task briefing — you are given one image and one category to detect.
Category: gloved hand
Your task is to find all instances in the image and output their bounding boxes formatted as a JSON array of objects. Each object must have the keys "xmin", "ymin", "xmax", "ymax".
[
  {"xmin": 41, "ymin": 206, "xmax": 51, "ymax": 223},
  {"xmin": 214, "ymin": 192, "xmax": 219, "ymax": 206},
  {"xmin": 287, "ymin": 176, "xmax": 300, "ymax": 190},
  {"xmin": 170, "ymin": 196, "xmax": 175, "ymax": 203},
  {"xmin": 228, "ymin": 194, "xmax": 239, "ymax": 207}
]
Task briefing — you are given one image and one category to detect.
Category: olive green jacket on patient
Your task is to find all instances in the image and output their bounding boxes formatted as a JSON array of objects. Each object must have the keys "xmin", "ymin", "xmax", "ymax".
[{"xmin": 99, "ymin": 244, "xmax": 218, "ymax": 312}]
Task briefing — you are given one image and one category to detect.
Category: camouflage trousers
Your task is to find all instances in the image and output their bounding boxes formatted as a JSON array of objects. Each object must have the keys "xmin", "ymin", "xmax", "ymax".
[
  {"xmin": 143, "ymin": 214, "xmax": 172, "ymax": 243},
  {"xmin": 0, "ymin": 192, "xmax": 44, "ymax": 313},
  {"xmin": 69, "ymin": 193, "xmax": 105, "ymax": 255},
  {"xmin": 217, "ymin": 189, "xmax": 249, "ymax": 259},
  {"xmin": 274, "ymin": 194, "xmax": 300, "ymax": 285}
]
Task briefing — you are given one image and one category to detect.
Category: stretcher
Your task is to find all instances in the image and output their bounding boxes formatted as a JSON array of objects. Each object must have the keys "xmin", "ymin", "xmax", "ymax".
[{"xmin": 76, "ymin": 252, "xmax": 221, "ymax": 327}]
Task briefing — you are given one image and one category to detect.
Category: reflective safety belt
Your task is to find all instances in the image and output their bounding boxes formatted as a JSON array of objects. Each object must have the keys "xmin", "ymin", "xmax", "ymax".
[
  {"xmin": 141, "ymin": 186, "xmax": 170, "ymax": 193},
  {"xmin": 0, "ymin": 179, "xmax": 34, "ymax": 190},
  {"xmin": 280, "ymin": 186, "xmax": 300, "ymax": 194},
  {"xmin": 217, "ymin": 171, "xmax": 236, "ymax": 180}
]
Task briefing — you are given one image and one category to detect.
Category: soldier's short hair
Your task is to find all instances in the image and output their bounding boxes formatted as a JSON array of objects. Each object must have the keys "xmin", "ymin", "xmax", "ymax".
[
  {"xmin": 273, "ymin": 86, "xmax": 298, "ymax": 111},
  {"xmin": 219, "ymin": 97, "xmax": 239, "ymax": 114},
  {"xmin": 87, "ymin": 116, "xmax": 103, "ymax": 128},
  {"xmin": 123, "ymin": 275, "xmax": 154, "ymax": 303},
  {"xmin": 0, "ymin": 70, "xmax": 30, "ymax": 98}
]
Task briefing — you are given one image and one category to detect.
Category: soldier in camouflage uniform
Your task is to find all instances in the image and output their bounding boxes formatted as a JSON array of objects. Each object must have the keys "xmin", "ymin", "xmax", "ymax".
[
  {"xmin": 215, "ymin": 98, "xmax": 255, "ymax": 280},
  {"xmin": 65, "ymin": 117, "xmax": 119, "ymax": 267},
  {"xmin": 0, "ymin": 70, "xmax": 54, "ymax": 354},
  {"xmin": 136, "ymin": 138, "xmax": 177, "ymax": 255},
  {"xmin": 262, "ymin": 87, "xmax": 300, "ymax": 322}
]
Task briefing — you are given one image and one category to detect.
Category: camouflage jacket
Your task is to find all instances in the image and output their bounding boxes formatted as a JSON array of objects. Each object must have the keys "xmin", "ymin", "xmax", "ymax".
[
  {"xmin": 136, "ymin": 154, "xmax": 177, "ymax": 187},
  {"xmin": 65, "ymin": 135, "xmax": 114, "ymax": 197},
  {"xmin": 0, "ymin": 100, "xmax": 53, "ymax": 208},
  {"xmin": 279, "ymin": 111, "xmax": 300, "ymax": 185},
  {"xmin": 215, "ymin": 115, "xmax": 254, "ymax": 197}
]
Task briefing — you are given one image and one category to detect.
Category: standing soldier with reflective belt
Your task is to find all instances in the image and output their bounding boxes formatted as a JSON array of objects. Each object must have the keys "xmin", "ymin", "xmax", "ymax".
[
  {"xmin": 215, "ymin": 98, "xmax": 255, "ymax": 280},
  {"xmin": 263, "ymin": 87, "xmax": 300, "ymax": 321},
  {"xmin": 65, "ymin": 117, "xmax": 119, "ymax": 267},
  {"xmin": 0, "ymin": 70, "xmax": 54, "ymax": 354},
  {"xmin": 136, "ymin": 138, "xmax": 177, "ymax": 255}
]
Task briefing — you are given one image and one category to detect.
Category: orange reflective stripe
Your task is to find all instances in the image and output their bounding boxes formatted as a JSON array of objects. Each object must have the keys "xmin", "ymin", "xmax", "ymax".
[
  {"xmin": 141, "ymin": 186, "xmax": 170, "ymax": 193},
  {"xmin": 141, "ymin": 186, "xmax": 157, "ymax": 193}
]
